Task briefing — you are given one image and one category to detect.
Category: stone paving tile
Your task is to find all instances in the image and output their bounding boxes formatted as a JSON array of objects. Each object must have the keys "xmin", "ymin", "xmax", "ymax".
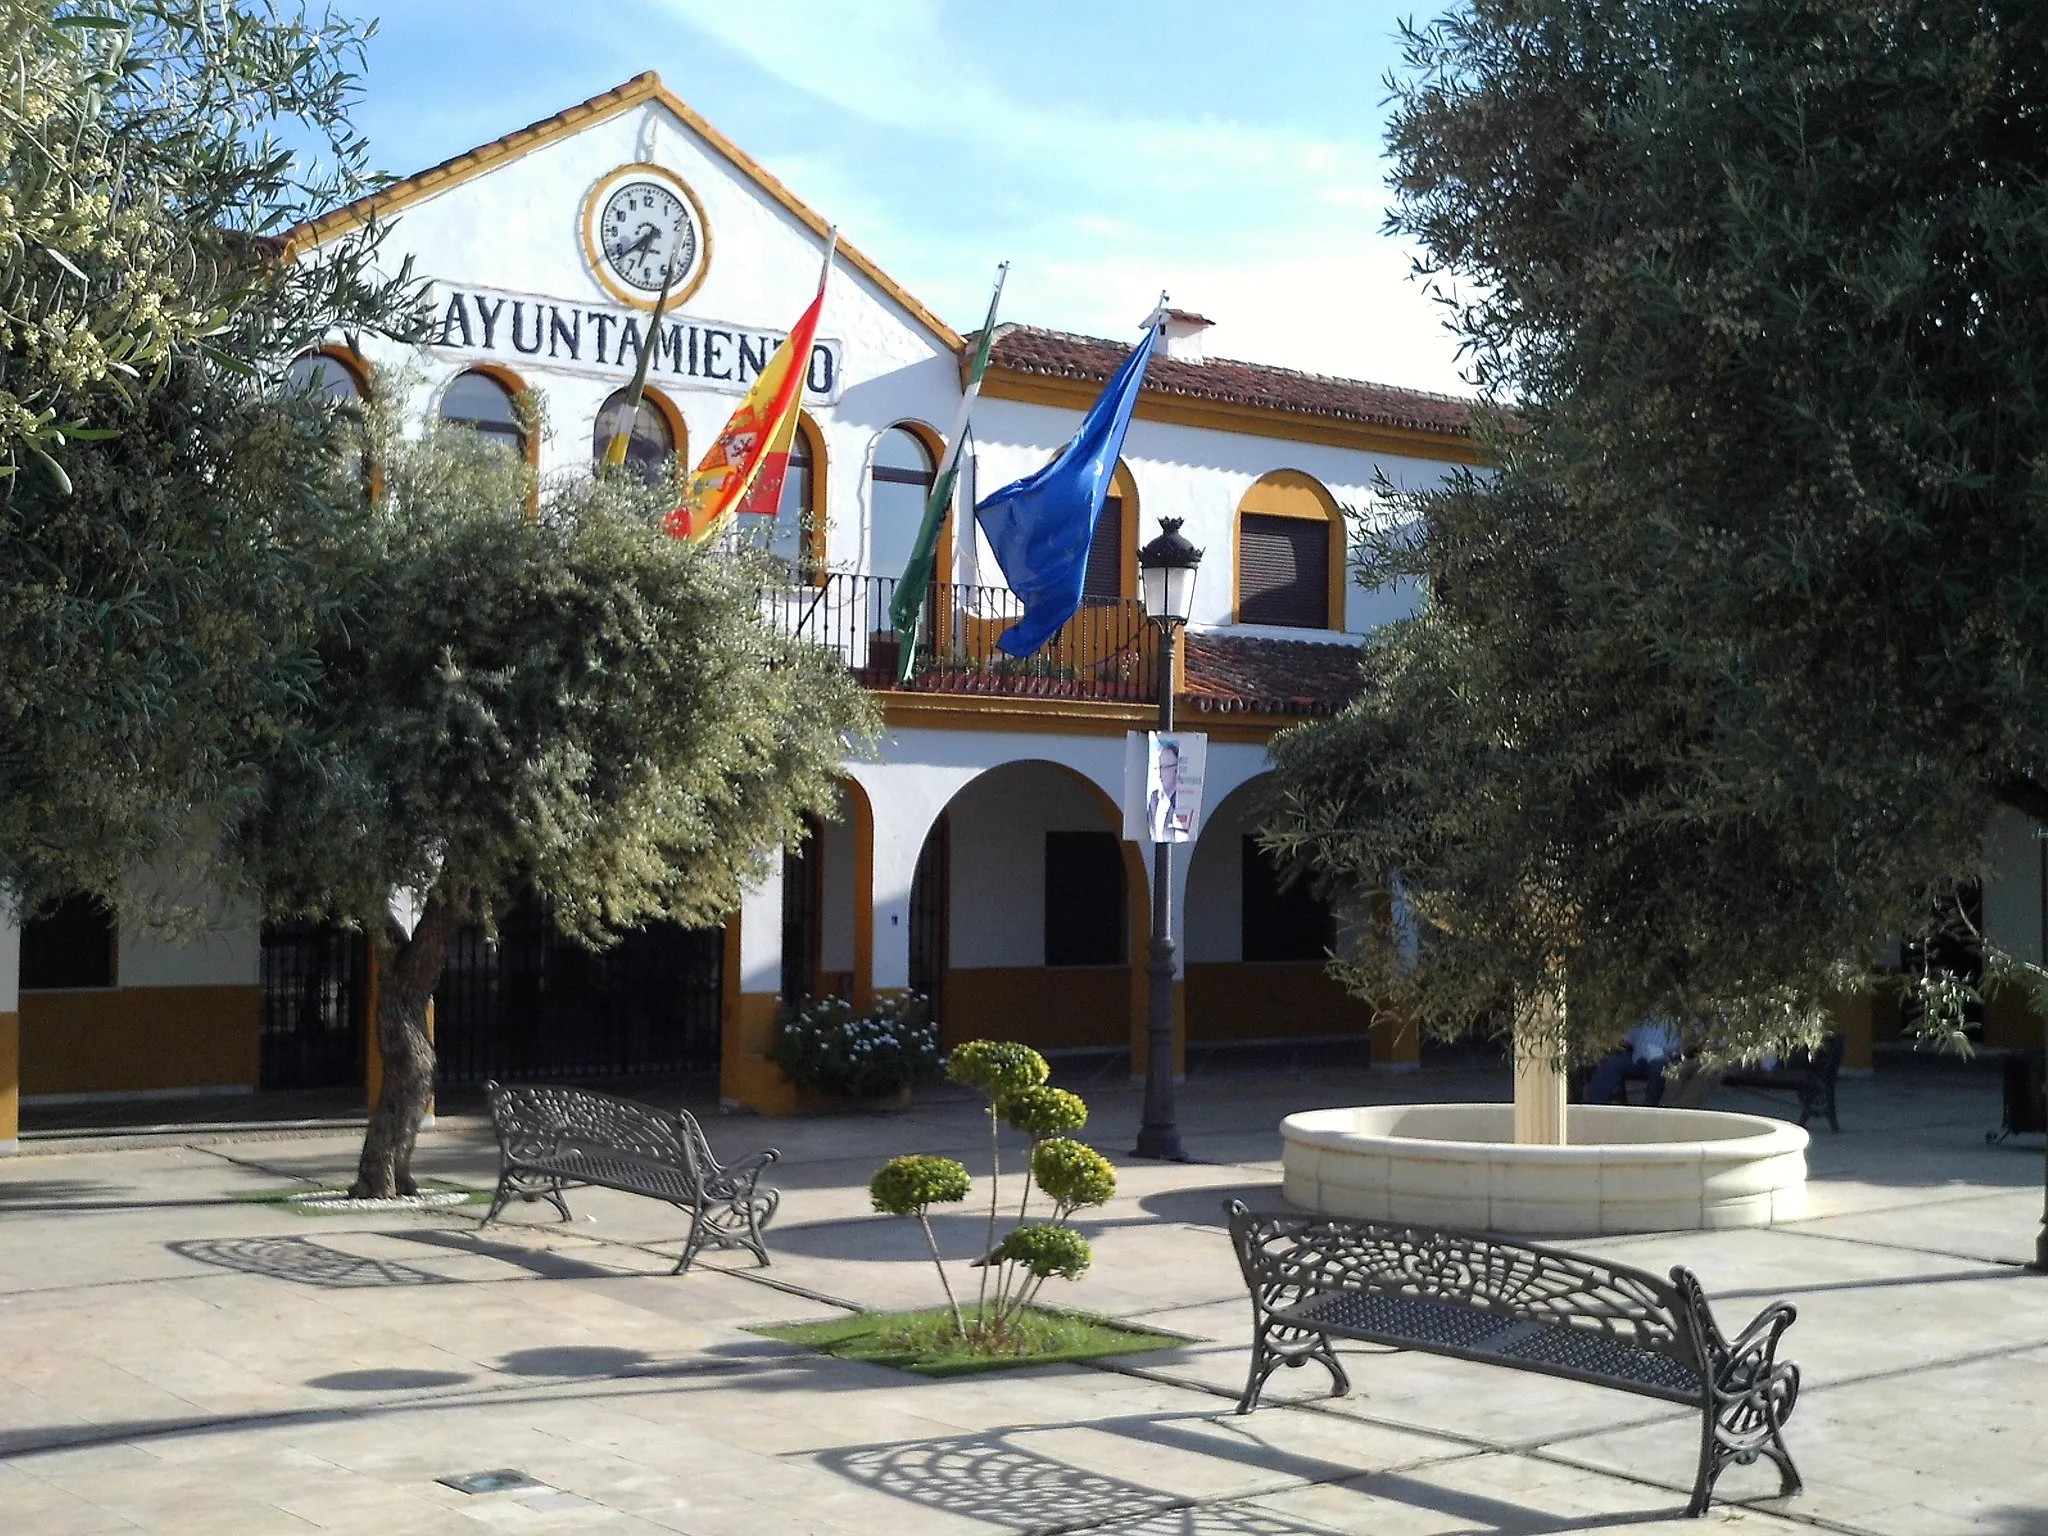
[{"xmin": 1, "ymin": 1063, "xmax": 2042, "ymax": 1534}]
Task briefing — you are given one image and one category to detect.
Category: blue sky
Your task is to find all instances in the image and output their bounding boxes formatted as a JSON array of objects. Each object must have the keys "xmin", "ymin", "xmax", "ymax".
[{"xmin": 348, "ymin": 2, "xmax": 1469, "ymax": 395}]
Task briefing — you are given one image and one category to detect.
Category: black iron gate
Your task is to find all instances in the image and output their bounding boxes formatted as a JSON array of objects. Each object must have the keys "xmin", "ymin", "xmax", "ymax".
[
  {"xmin": 259, "ymin": 923, "xmax": 366, "ymax": 1090},
  {"xmin": 433, "ymin": 894, "xmax": 723, "ymax": 1086}
]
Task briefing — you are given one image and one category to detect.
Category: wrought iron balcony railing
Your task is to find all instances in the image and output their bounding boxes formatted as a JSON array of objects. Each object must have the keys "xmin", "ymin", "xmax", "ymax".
[{"xmin": 761, "ymin": 573, "xmax": 1156, "ymax": 703}]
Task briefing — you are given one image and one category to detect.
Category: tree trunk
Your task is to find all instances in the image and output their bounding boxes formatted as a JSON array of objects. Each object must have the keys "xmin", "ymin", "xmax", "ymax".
[
  {"xmin": 352, "ymin": 895, "xmax": 466, "ymax": 1199},
  {"xmin": 1512, "ymin": 986, "xmax": 1568, "ymax": 1146}
]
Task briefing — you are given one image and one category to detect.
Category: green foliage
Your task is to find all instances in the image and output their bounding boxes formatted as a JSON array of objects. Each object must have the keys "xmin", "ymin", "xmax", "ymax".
[
  {"xmin": 239, "ymin": 398, "xmax": 877, "ymax": 944},
  {"xmin": 771, "ymin": 992, "xmax": 941, "ymax": 1099},
  {"xmin": 999, "ymin": 1084, "xmax": 1087, "ymax": 1139},
  {"xmin": 0, "ymin": 1, "xmax": 417, "ymax": 482},
  {"xmin": 877, "ymin": 1039, "xmax": 1106, "ymax": 1348},
  {"xmin": 752, "ymin": 1306, "xmax": 1178, "ymax": 1377},
  {"xmin": 946, "ymin": 1039, "xmax": 1048, "ymax": 1098},
  {"xmin": 992, "ymin": 1224, "xmax": 1092, "ymax": 1283},
  {"xmin": 1030, "ymin": 1137, "xmax": 1116, "ymax": 1211},
  {"xmin": 869, "ymin": 1155, "xmax": 971, "ymax": 1217},
  {"xmin": 0, "ymin": 0, "xmax": 420, "ymax": 904},
  {"xmin": 1268, "ymin": 0, "xmax": 2048, "ymax": 1059}
]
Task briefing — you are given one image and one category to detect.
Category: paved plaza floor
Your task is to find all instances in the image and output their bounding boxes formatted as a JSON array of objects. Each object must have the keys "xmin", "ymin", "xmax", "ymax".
[{"xmin": 2, "ymin": 1055, "xmax": 2045, "ymax": 1534}]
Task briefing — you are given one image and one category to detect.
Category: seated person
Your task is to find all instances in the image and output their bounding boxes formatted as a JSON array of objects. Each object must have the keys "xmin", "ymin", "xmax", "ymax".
[{"xmin": 1583, "ymin": 1019, "xmax": 1680, "ymax": 1106}]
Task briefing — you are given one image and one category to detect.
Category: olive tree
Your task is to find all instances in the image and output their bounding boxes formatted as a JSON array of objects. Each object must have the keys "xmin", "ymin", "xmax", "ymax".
[{"xmin": 237, "ymin": 401, "xmax": 876, "ymax": 1198}]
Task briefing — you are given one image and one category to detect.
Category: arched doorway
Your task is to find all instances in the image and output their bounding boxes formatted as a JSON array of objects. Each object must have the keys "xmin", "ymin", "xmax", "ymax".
[
  {"xmin": 908, "ymin": 760, "xmax": 1147, "ymax": 1052},
  {"xmin": 1183, "ymin": 773, "xmax": 1379, "ymax": 1049},
  {"xmin": 779, "ymin": 777, "xmax": 877, "ymax": 1010}
]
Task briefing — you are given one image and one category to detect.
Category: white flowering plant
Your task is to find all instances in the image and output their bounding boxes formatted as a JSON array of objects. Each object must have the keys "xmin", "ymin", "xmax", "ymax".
[{"xmin": 769, "ymin": 993, "xmax": 942, "ymax": 1098}]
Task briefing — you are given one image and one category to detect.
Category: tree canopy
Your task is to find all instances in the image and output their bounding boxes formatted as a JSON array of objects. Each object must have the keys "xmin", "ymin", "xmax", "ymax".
[
  {"xmin": 0, "ymin": 0, "xmax": 418, "ymax": 907},
  {"xmin": 1266, "ymin": 0, "xmax": 2048, "ymax": 1057},
  {"xmin": 236, "ymin": 401, "xmax": 876, "ymax": 1195}
]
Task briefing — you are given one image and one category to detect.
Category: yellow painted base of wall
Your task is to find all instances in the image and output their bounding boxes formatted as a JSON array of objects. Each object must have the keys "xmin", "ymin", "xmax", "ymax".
[
  {"xmin": 720, "ymin": 991, "xmax": 797, "ymax": 1116},
  {"xmin": 0, "ymin": 1011, "xmax": 18, "ymax": 1144},
  {"xmin": 1985, "ymin": 985, "xmax": 2044, "ymax": 1052},
  {"xmin": 21, "ymin": 987, "xmax": 260, "ymax": 1096},
  {"xmin": 946, "ymin": 966, "xmax": 1132, "ymax": 1052},
  {"xmin": 1187, "ymin": 962, "xmax": 1372, "ymax": 1042}
]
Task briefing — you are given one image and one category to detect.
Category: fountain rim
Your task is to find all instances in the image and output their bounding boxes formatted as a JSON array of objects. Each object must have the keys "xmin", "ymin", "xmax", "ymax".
[{"xmin": 1281, "ymin": 1102, "xmax": 1811, "ymax": 1164}]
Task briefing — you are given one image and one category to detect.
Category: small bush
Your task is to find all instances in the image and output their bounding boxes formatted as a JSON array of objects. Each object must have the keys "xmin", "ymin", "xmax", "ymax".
[
  {"xmin": 870, "ymin": 1155, "xmax": 971, "ymax": 1216},
  {"xmin": 1001, "ymin": 1084, "xmax": 1087, "ymax": 1139},
  {"xmin": 1031, "ymin": 1138, "xmax": 1117, "ymax": 1211},
  {"xmin": 994, "ymin": 1224, "xmax": 1092, "ymax": 1282},
  {"xmin": 946, "ymin": 1039, "xmax": 1047, "ymax": 1098},
  {"xmin": 770, "ymin": 993, "xmax": 940, "ymax": 1098}
]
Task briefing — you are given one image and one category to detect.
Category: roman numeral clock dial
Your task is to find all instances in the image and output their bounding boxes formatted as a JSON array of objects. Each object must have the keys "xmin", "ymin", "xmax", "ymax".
[{"xmin": 581, "ymin": 166, "xmax": 710, "ymax": 309}]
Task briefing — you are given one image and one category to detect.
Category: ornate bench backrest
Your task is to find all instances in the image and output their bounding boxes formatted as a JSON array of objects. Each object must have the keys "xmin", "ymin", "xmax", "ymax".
[
  {"xmin": 1225, "ymin": 1202, "xmax": 1699, "ymax": 1365},
  {"xmin": 487, "ymin": 1082, "xmax": 690, "ymax": 1178}
]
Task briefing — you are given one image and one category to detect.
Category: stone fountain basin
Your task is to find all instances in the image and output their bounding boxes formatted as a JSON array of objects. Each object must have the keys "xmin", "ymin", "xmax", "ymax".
[{"xmin": 1280, "ymin": 1103, "xmax": 1809, "ymax": 1237}]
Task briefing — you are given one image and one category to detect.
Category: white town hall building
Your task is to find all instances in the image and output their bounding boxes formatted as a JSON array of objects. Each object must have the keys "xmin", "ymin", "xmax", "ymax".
[{"xmin": 2, "ymin": 68, "xmax": 1696, "ymax": 1136}]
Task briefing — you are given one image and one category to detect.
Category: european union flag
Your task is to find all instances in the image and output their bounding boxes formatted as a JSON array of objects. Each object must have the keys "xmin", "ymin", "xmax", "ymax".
[{"xmin": 975, "ymin": 321, "xmax": 1158, "ymax": 656}]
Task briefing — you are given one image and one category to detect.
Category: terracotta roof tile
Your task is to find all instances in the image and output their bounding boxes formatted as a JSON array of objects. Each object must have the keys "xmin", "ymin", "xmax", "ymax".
[
  {"xmin": 979, "ymin": 324, "xmax": 1474, "ymax": 440},
  {"xmin": 1181, "ymin": 632, "xmax": 1367, "ymax": 717}
]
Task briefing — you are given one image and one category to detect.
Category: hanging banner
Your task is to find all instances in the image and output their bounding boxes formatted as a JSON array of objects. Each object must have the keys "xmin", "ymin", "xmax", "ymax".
[{"xmin": 1123, "ymin": 730, "xmax": 1208, "ymax": 844}]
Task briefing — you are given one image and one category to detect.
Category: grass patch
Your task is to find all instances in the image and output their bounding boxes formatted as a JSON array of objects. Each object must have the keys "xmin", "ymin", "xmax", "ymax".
[
  {"xmin": 229, "ymin": 1178, "xmax": 491, "ymax": 1215},
  {"xmin": 752, "ymin": 1306, "xmax": 1185, "ymax": 1377}
]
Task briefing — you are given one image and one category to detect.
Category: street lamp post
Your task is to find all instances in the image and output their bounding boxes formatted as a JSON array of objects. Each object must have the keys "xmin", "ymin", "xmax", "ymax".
[{"xmin": 1135, "ymin": 517, "xmax": 1202, "ymax": 1161}]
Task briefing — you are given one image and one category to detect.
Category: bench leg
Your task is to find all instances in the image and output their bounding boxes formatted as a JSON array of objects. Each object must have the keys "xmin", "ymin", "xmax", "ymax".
[
  {"xmin": 1690, "ymin": 1379, "xmax": 1803, "ymax": 1516},
  {"xmin": 484, "ymin": 1172, "xmax": 570, "ymax": 1224},
  {"xmin": 1237, "ymin": 1325, "xmax": 1349, "ymax": 1414}
]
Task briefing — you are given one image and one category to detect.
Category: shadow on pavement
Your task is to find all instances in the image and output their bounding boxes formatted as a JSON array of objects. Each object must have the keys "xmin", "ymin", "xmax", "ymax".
[{"xmin": 168, "ymin": 1235, "xmax": 456, "ymax": 1288}]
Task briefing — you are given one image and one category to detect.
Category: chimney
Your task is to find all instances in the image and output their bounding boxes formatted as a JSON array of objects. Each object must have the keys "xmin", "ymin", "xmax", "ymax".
[{"xmin": 1145, "ymin": 306, "xmax": 1215, "ymax": 364}]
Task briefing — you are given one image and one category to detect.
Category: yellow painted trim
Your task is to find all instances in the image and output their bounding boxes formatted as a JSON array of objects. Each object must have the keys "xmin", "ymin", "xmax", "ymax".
[
  {"xmin": 0, "ymin": 1011, "xmax": 17, "ymax": 1143},
  {"xmin": 795, "ymin": 411, "xmax": 828, "ymax": 581},
  {"xmin": 1111, "ymin": 459, "xmax": 1140, "ymax": 600},
  {"xmin": 879, "ymin": 689, "xmax": 1314, "ymax": 743},
  {"xmin": 285, "ymin": 73, "xmax": 965, "ymax": 353},
  {"xmin": 579, "ymin": 161, "xmax": 713, "ymax": 312},
  {"xmin": 981, "ymin": 365, "xmax": 1482, "ymax": 463},
  {"xmin": 1234, "ymin": 469, "xmax": 1348, "ymax": 632}
]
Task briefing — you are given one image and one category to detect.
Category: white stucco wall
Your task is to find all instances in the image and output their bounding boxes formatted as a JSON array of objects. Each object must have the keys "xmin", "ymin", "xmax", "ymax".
[
  {"xmin": 114, "ymin": 863, "xmax": 260, "ymax": 988},
  {"xmin": 1982, "ymin": 804, "xmax": 2043, "ymax": 966},
  {"xmin": 945, "ymin": 763, "xmax": 1118, "ymax": 968}
]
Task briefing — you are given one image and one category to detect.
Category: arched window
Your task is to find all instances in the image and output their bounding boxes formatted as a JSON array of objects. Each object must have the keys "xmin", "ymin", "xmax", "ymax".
[
  {"xmin": 592, "ymin": 388, "xmax": 679, "ymax": 484},
  {"xmin": 287, "ymin": 350, "xmax": 365, "ymax": 404},
  {"xmin": 1082, "ymin": 460, "xmax": 1138, "ymax": 604},
  {"xmin": 1235, "ymin": 470, "xmax": 1343, "ymax": 630},
  {"xmin": 768, "ymin": 413, "xmax": 824, "ymax": 581},
  {"xmin": 439, "ymin": 369, "xmax": 526, "ymax": 459},
  {"xmin": 869, "ymin": 424, "xmax": 935, "ymax": 579}
]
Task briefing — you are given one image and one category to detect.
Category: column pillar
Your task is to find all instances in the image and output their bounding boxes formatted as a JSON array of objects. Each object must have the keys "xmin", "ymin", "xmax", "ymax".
[
  {"xmin": 1828, "ymin": 990, "xmax": 1877, "ymax": 1077},
  {"xmin": 719, "ymin": 867, "xmax": 793, "ymax": 1114},
  {"xmin": 1, "ymin": 899, "xmax": 19, "ymax": 1154}
]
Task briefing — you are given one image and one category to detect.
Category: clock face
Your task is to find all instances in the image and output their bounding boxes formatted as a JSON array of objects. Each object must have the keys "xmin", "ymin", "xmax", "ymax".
[
  {"xmin": 601, "ymin": 180, "xmax": 699, "ymax": 292},
  {"xmin": 582, "ymin": 167, "xmax": 711, "ymax": 308}
]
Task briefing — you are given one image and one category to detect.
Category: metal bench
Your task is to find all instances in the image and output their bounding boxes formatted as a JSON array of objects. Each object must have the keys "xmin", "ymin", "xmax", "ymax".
[
  {"xmin": 1722, "ymin": 1034, "xmax": 1845, "ymax": 1131},
  {"xmin": 1225, "ymin": 1203, "xmax": 1801, "ymax": 1518},
  {"xmin": 483, "ymin": 1082, "xmax": 780, "ymax": 1272}
]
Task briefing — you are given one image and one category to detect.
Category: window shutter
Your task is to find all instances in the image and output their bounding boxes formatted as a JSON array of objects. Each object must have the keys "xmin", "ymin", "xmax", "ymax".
[
  {"xmin": 1238, "ymin": 514, "xmax": 1329, "ymax": 628},
  {"xmin": 1044, "ymin": 831, "xmax": 1125, "ymax": 966},
  {"xmin": 1083, "ymin": 494, "xmax": 1123, "ymax": 602}
]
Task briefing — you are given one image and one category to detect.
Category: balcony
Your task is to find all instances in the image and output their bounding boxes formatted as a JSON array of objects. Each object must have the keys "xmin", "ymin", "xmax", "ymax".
[{"xmin": 761, "ymin": 573, "xmax": 1157, "ymax": 704}]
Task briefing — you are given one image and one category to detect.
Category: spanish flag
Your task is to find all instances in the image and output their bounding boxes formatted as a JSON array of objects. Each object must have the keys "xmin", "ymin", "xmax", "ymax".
[{"xmin": 667, "ymin": 231, "xmax": 836, "ymax": 543}]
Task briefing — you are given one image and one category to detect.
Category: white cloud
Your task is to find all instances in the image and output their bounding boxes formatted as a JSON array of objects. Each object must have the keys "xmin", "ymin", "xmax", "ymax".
[{"xmin": 648, "ymin": 0, "xmax": 1468, "ymax": 395}]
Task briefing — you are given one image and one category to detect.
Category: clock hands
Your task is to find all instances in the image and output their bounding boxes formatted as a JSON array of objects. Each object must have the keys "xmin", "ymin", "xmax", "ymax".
[{"xmin": 608, "ymin": 226, "xmax": 659, "ymax": 265}]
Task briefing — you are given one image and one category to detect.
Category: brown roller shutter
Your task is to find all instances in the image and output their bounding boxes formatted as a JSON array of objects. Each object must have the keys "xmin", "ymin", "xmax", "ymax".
[
  {"xmin": 1238, "ymin": 513, "xmax": 1329, "ymax": 628},
  {"xmin": 1083, "ymin": 494, "xmax": 1123, "ymax": 601}
]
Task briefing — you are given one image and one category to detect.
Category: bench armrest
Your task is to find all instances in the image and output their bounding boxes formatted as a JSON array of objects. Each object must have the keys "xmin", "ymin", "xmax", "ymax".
[{"xmin": 704, "ymin": 1147, "xmax": 779, "ymax": 1201}]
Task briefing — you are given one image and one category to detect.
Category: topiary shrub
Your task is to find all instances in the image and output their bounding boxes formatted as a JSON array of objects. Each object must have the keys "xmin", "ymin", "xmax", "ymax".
[
  {"xmin": 870, "ymin": 1154, "xmax": 972, "ymax": 1330},
  {"xmin": 873, "ymin": 1038, "xmax": 1117, "ymax": 1348}
]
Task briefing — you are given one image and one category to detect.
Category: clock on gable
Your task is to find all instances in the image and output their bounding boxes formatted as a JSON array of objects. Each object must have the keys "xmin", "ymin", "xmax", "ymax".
[{"xmin": 580, "ymin": 163, "xmax": 711, "ymax": 309}]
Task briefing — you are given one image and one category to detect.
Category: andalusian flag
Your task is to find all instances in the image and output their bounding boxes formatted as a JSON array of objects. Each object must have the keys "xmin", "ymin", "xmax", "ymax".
[
  {"xmin": 888, "ymin": 263, "xmax": 1008, "ymax": 681},
  {"xmin": 667, "ymin": 231, "xmax": 836, "ymax": 542}
]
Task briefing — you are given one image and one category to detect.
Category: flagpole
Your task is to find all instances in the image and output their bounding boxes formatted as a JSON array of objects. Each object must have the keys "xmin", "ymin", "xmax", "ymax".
[
  {"xmin": 889, "ymin": 261, "xmax": 1009, "ymax": 681},
  {"xmin": 601, "ymin": 224, "xmax": 685, "ymax": 471}
]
